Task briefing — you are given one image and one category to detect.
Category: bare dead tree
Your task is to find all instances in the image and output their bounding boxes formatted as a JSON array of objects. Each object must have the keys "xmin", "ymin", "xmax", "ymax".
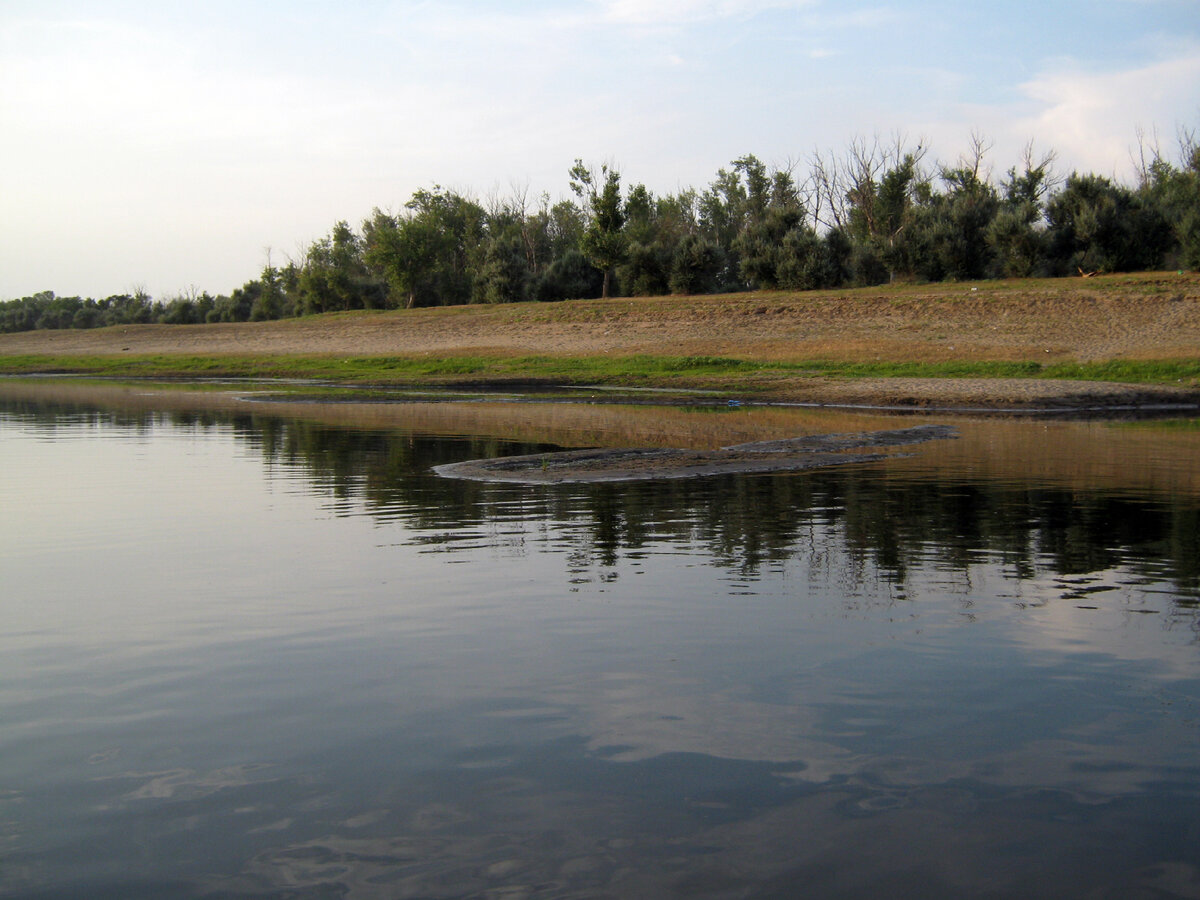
[
  {"xmin": 508, "ymin": 178, "xmax": 531, "ymax": 219},
  {"xmin": 834, "ymin": 133, "xmax": 926, "ymax": 237},
  {"xmin": 807, "ymin": 146, "xmax": 856, "ymax": 231},
  {"xmin": 894, "ymin": 132, "xmax": 929, "ymax": 185},
  {"xmin": 482, "ymin": 183, "xmax": 506, "ymax": 220},
  {"xmin": 1025, "ymin": 141, "xmax": 1060, "ymax": 196},
  {"xmin": 805, "ymin": 146, "xmax": 841, "ymax": 230},
  {"xmin": 957, "ymin": 130, "xmax": 995, "ymax": 183},
  {"xmin": 843, "ymin": 134, "xmax": 888, "ymax": 237},
  {"xmin": 1177, "ymin": 124, "xmax": 1198, "ymax": 168},
  {"xmin": 1133, "ymin": 124, "xmax": 1164, "ymax": 186},
  {"xmin": 507, "ymin": 178, "xmax": 541, "ymax": 274}
]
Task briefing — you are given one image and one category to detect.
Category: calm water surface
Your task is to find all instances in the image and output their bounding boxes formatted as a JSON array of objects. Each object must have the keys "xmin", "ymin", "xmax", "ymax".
[{"xmin": 2, "ymin": 383, "xmax": 1200, "ymax": 899}]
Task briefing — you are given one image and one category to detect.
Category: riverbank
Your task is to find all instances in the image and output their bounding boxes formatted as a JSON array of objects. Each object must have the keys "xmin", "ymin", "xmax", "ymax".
[{"xmin": 3, "ymin": 272, "xmax": 1199, "ymax": 410}]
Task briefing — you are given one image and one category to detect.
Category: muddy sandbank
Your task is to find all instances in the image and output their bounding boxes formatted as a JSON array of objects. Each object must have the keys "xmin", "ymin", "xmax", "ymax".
[{"xmin": 434, "ymin": 424, "xmax": 959, "ymax": 484}]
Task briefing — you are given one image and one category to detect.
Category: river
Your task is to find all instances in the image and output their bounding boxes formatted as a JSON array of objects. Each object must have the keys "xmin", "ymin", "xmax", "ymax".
[{"xmin": 2, "ymin": 379, "xmax": 1199, "ymax": 898}]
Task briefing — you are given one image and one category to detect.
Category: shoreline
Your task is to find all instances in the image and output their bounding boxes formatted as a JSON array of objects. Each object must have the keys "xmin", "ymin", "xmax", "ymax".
[
  {"xmin": 4, "ymin": 370, "xmax": 1200, "ymax": 417},
  {"xmin": 739, "ymin": 377, "xmax": 1200, "ymax": 413},
  {"xmin": 4, "ymin": 374, "xmax": 1200, "ymax": 492},
  {"xmin": 2, "ymin": 273, "xmax": 1199, "ymax": 414}
]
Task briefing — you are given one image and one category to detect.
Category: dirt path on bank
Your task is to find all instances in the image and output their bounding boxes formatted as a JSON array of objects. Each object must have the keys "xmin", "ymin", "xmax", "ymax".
[{"xmin": 3, "ymin": 273, "xmax": 1200, "ymax": 409}]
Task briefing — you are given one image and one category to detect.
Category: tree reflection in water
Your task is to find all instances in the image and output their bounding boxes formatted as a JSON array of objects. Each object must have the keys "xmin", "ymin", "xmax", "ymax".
[{"xmin": 7, "ymin": 395, "xmax": 1196, "ymax": 615}]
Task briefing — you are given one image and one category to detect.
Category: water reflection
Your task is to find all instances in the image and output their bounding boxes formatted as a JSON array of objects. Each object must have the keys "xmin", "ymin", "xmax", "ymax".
[
  {"xmin": 8, "ymin": 388, "xmax": 1199, "ymax": 601},
  {"xmin": 3, "ymin": 381, "xmax": 1200, "ymax": 899},
  {"xmin": 205, "ymin": 410, "xmax": 1200, "ymax": 607}
]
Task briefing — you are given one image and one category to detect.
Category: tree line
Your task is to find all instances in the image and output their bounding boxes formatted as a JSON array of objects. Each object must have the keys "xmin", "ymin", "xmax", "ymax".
[{"xmin": 4, "ymin": 130, "xmax": 1198, "ymax": 334}]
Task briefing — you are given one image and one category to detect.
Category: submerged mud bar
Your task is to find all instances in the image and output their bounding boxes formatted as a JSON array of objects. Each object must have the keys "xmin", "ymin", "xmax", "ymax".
[{"xmin": 435, "ymin": 424, "xmax": 958, "ymax": 484}]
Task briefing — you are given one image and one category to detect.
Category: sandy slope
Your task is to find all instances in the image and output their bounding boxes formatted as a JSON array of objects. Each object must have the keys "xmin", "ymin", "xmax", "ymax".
[{"xmin": 3, "ymin": 274, "xmax": 1200, "ymax": 409}]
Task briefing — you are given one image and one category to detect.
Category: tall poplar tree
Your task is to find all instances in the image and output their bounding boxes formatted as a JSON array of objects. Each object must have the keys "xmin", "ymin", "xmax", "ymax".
[{"xmin": 569, "ymin": 160, "xmax": 626, "ymax": 299}]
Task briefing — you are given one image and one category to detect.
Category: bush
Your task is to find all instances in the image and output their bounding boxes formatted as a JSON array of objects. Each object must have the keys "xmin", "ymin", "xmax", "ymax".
[
  {"xmin": 1046, "ymin": 174, "xmax": 1171, "ymax": 273},
  {"xmin": 533, "ymin": 250, "xmax": 605, "ymax": 301},
  {"xmin": 669, "ymin": 234, "xmax": 724, "ymax": 294}
]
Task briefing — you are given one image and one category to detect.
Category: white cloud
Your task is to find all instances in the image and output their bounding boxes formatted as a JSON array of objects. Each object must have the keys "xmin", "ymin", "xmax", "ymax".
[
  {"xmin": 893, "ymin": 44, "xmax": 1200, "ymax": 185},
  {"xmin": 1015, "ymin": 49, "xmax": 1200, "ymax": 177},
  {"xmin": 796, "ymin": 6, "xmax": 902, "ymax": 29},
  {"xmin": 592, "ymin": 0, "xmax": 815, "ymax": 26}
]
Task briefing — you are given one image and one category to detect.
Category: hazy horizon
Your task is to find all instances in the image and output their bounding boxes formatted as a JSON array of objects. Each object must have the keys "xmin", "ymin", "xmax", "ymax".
[{"xmin": 3, "ymin": 0, "xmax": 1198, "ymax": 301}]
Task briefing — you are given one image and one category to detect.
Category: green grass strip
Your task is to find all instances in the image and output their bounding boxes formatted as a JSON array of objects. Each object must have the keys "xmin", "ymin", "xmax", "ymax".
[
  {"xmin": 1041, "ymin": 359, "xmax": 1200, "ymax": 383},
  {"xmin": 1, "ymin": 353, "xmax": 1198, "ymax": 386}
]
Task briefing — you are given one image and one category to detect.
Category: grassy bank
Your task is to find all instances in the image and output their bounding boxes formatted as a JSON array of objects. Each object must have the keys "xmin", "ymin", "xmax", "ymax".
[
  {"xmin": 3, "ymin": 352, "xmax": 1199, "ymax": 391},
  {"xmin": 2, "ymin": 274, "xmax": 1199, "ymax": 400}
]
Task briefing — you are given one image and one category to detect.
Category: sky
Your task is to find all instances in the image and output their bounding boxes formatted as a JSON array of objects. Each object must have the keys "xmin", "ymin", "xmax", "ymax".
[{"xmin": 2, "ymin": 0, "xmax": 1199, "ymax": 301}]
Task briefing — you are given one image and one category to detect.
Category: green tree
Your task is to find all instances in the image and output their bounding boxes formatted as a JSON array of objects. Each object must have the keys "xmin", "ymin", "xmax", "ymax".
[
  {"xmin": 71, "ymin": 299, "xmax": 101, "ymax": 329},
  {"xmin": 249, "ymin": 263, "xmax": 285, "ymax": 321},
  {"xmin": 537, "ymin": 197, "xmax": 588, "ymax": 262},
  {"xmin": 1046, "ymin": 174, "xmax": 1171, "ymax": 274},
  {"xmin": 35, "ymin": 293, "xmax": 86, "ymax": 329},
  {"xmin": 213, "ymin": 283, "xmax": 256, "ymax": 322},
  {"xmin": 668, "ymin": 234, "xmax": 724, "ymax": 294},
  {"xmin": 534, "ymin": 249, "xmax": 604, "ymax": 301},
  {"xmin": 698, "ymin": 165, "xmax": 748, "ymax": 260},
  {"xmin": 775, "ymin": 225, "xmax": 832, "ymax": 290},
  {"xmin": 987, "ymin": 146, "xmax": 1056, "ymax": 277},
  {"xmin": 363, "ymin": 209, "xmax": 442, "ymax": 309},
  {"xmin": 1138, "ymin": 134, "xmax": 1200, "ymax": 270},
  {"xmin": 908, "ymin": 144, "xmax": 1001, "ymax": 282},
  {"xmin": 695, "ymin": 155, "xmax": 809, "ymax": 290},
  {"xmin": 475, "ymin": 230, "xmax": 531, "ymax": 303},
  {"xmin": 729, "ymin": 160, "xmax": 821, "ymax": 289},
  {"xmin": 100, "ymin": 292, "xmax": 154, "ymax": 325},
  {"xmin": 613, "ymin": 184, "xmax": 705, "ymax": 296},
  {"xmin": 363, "ymin": 188, "xmax": 485, "ymax": 308},
  {"xmin": 298, "ymin": 221, "xmax": 385, "ymax": 313},
  {"xmin": 570, "ymin": 160, "xmax": 627, "ymax": 299},
  {"xmin": 844, "ymin": 139, "xmax": 928, "ymax": 282}
]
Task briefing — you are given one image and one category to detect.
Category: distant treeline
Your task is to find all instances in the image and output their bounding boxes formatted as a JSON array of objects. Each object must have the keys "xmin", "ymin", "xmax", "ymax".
[{"xmin": 4, "ymin": 131, "xmax": 1199, "ymax": 333}]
